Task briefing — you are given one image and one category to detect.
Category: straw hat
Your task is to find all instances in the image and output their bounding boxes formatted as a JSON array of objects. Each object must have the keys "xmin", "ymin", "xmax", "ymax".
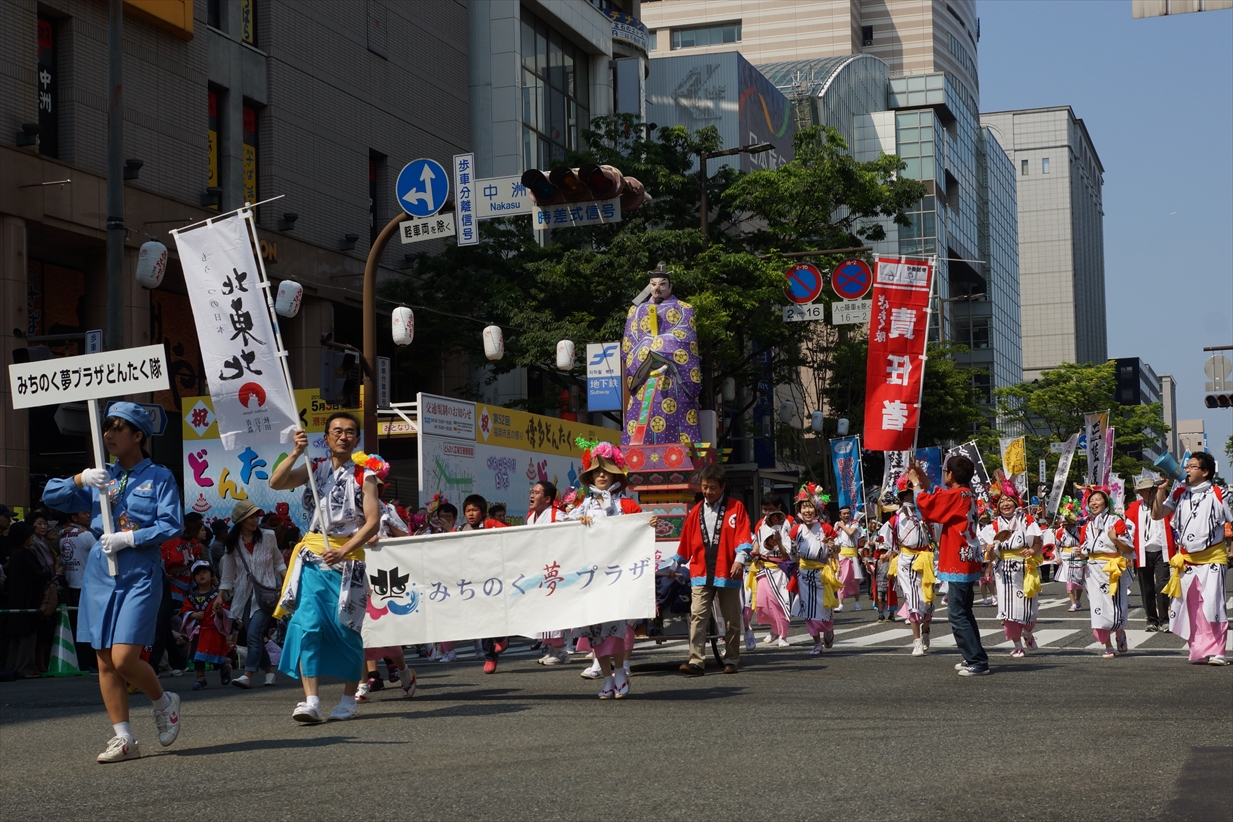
[{"xmin": 577, "ymin": 439, "xmax": 627, "ymax": 487}]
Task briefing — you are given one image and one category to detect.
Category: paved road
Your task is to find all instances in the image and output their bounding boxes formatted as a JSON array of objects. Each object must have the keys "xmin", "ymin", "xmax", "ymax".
[{"xmin": 2, "ymin": 580, "xmax": 1230, "ymax": 822}]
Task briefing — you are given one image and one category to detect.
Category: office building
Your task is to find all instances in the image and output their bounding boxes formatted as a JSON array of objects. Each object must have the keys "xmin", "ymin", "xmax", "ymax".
[
  {"xmin": 1133, "ymin": 0, "xmax": 1233, "ymax": 18},
  {"xmin": 1159, "ymin": 373, "xmax": 1179, "ymax": 456},
  {"xmin": 980, "ymin": 106, "xmax": 1107, "ymax": 382},
  {"xmin": 645, "ymin": 0, "xmax": 1022, "ymax": 411},
  {"xmin": 1177, "ymin": 418, "xmax": 1207, "ymax": 455},
  {"xmin": 1115, "ymin": 356, "xmax": 1167, "ymax": 459},
  {"xmin": 1, "ymin": 0, "xmax": 470, "ymax": 505}
]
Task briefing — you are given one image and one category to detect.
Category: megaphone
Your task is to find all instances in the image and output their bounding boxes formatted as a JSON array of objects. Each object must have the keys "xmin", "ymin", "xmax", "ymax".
[{"xmin": 1152, "ymin": 452, "xmax": 1184, "ymax": 482}]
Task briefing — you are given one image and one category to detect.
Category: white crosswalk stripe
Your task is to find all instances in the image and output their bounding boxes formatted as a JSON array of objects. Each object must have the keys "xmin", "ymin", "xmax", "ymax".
[
  {"xmin": 1085, "ymin": 629, "xmax": 1153, "ymax": 651},
  {"xmin": 992, "ymin": 628, "xmax": 1079, "ymax": 649}
]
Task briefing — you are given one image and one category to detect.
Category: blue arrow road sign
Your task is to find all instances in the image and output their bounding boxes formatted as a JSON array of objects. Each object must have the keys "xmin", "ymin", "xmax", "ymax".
[{"xmin": 396, "ymin": 158, "xmax": 449, "ymax": 218}]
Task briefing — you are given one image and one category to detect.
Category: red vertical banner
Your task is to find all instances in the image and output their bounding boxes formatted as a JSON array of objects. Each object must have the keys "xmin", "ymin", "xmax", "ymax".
[{"xmin": 863, "ymin": 257, "xmax": 933, "ymax": 451}]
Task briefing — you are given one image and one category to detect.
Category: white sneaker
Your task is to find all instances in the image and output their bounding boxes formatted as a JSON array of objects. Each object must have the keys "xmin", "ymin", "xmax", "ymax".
[
  {"xmin": 835, "ymin": 604, "xmax": 844, "ymax": 612},
  {"xmin": 153, "ymin": 692, "xmax": 182, "ymax": 747},
  {"xmin": 762, "ymin": 633, "xmax": 775, "ymax": 644},
  {"xmin": 97, "ymin": 736, "xmax": 140, "ymax": 764},
  {"xmin": 436, "ymin": 650, "xmax": 456, "ymax": 663},
  {"xmin": 232, "ymin": 674, "xmax": 253, "ymax": 689},
  {"xmin": 775, "ymin": 638, "xmax": 791, "ymax": 648},
  {"xmin": 854, "ymin": 602, "xmax": 862, "ymax": 611},
  {"xmin": 355, "ymin": 682, "xmax": 371, "ymax": 702},
  {"xmin": 328, "ymin": 700, "xmax": 358, "ymax": 721},
  {"xmin": 744, "ymin": 631, "xmax": 757, "ymax": 651},
  {"xmin": 580, "ymin": 660, "xmax": 603, "ymax": 680},
  {"xmin": 170, "ymin": 669, "xmax": 183, "ymax": 677},
  {"xmin": 911, "ymin": 639, "xmax": 926, "ymax": 657},
  {"xmin": 263, "ymin": 672, "xmax": 276, "ymax": 686},
  {"xmin": 292, "ymin": 701, "xmax": 324, "ymax": 723},
  {"xmin": 955, "ymin": 661, "xmax": 968, "ymax": 670}
]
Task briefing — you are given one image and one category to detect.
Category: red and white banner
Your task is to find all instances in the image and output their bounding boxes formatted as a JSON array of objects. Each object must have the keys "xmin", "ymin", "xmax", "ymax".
[
  {"xmin": 863, "ymin": 257, "xmax": 932, "ymax": 451},
  {"xmin": 172, "ymin": 213, "xmax": 299, "ymax": 450}
]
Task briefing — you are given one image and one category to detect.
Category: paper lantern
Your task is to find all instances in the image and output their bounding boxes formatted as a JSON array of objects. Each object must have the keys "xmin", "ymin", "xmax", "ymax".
[
  {"xmin": 392, "ymin": 306, "xmax": 414, "ymax": 346},
  {"xmin": 135, "ymin": 241, "xmax": 168, "ymax": 289},
  {"xmin": 810, "ymin": 411, "xmax": 824, "ymax": 433},
  {"xmin": 777, "ymin": 400, "xmax": 795, "ymax": 424},
  {"xmin": 482, "ymin": 325, "xmax": 504, "ymax": 361},
  {"xmin": 274, "ymin": 280, "xmax": 303, "ymax": 318},
  {"xmin": 721, "ymin": 377, "xmax": 736, "ymax": 403},
  {"xmin": 556, "ymin": 340, "xmax": 575, "ymax": 371},
  {"xmin": 837, "ymin": 417, "xmax": 850, "ymax": 436}
]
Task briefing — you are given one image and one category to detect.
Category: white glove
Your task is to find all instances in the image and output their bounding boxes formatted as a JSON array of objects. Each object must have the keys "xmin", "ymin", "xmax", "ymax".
[
  {"xmin": 81, "ymin": 468, "xmax": 111, "ymax": 489},
  {"xmin": 100, "ymin": 530, "xmax": 136, "ymax": 555}
]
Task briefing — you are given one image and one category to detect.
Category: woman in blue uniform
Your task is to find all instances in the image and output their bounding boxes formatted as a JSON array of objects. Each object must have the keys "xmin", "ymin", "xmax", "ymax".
[{"xmin": 42, "ymin": 402, "xmax": 185, "ymax": 763}]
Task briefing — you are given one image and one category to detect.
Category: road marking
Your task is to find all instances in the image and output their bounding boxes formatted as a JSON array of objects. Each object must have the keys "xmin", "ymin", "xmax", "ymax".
[
  {"xmin": 925, "ymin": 628, "xmax": 1004, "ymax": 649},
  {"xmin": 836, "ymin": 628, "xmax": 914, "ymax": 647},
  {"xmin": 992, "ymin": 629, "xmax": 1079, "ymax": 649},
  {"xmin": 1085, "ymin": 629, "xmax": 1153, "ymax": 650}
]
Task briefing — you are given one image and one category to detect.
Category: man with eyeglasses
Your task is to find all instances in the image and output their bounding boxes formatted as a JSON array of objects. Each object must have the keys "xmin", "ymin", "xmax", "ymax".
[{"xmin": 269, "ymin": 412, "xmax": 381, "ymax": 722}]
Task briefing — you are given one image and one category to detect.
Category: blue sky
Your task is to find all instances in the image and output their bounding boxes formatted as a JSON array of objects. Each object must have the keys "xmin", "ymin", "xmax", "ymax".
[{"xmin": 977, "ymin": 0, "xmax": 1233, "ymax": 459}]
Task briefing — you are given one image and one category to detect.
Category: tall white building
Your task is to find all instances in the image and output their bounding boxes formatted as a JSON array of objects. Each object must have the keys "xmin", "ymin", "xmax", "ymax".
[{"xmin": 979, "ymin": 106, "xmax": 1107, "ymax": 382}]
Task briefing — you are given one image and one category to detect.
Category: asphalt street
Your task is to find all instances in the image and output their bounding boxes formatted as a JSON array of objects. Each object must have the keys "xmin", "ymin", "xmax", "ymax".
[{"xmin": 2, "ymin": 579, "xmax": 1230, "ymax": 822}]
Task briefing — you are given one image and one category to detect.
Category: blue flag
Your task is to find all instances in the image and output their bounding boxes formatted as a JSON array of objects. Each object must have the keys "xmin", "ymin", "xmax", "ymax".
[
  {"xmin": 830, "ymin": 436, "xmax": 864, "ymax": 510},
  {"xmin": 915, "ymin": 446, "xmax": 942, "ymax": 488}
]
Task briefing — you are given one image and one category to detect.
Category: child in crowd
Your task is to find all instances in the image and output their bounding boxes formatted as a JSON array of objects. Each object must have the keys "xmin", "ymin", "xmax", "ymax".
[
  {"xmin": 746, "ymin": 500, "xmax": 793, "ymax": 648},
  {"xmin": 872, "ymin": 545, "xmax": 898, "ymax": 622},
  {"xmin": 1054, "ymin": 502, "xmax": 1084, "ymax": 611},
  {"xmin": 789, "ymin": 484, "xmax": 839, "ymax": 657},
  {"xmin": 180, "ymin": 560, "xmax": 232, "ymax": 690},
  {"xmin": 457, "ymin": 494, "xmax": 509, "ymax": 673},
  {"xmin": 834, "ymin": 505, "xmax": 865, "ymax": 612}
]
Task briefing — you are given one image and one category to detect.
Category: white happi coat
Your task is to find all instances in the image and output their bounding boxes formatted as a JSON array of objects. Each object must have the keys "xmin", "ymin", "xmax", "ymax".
[
  {"xmin": 790, "ymin": 521, "xmax": 833, "ymax": 622},
  {"xmin": 1082, "ymin": 511, "xmax": 1129, "ymax": 632},
  {"xmin": 1163, "ymin": 482, "xmax": 1232, "ymax": 638},
  {"xmin": 980, "ymin": 511, "xmax": 1042, "ymax": 627}
]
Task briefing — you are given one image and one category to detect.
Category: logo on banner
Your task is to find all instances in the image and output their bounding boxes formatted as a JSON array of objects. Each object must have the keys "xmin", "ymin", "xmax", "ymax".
[
  {"xmin": 239, "ymin": 382, "xmax": 266, "ymax": 409},
  {"xmin": 185, "ymin": 400, "xmax": 215, "ymax": 436},
  {"xmin": 366, "ymin": 567, "xmax": 418, "ymax": 619},
  {"xmin": 478, "ymin": 406, "xmax": 492, "ymax": 441}
]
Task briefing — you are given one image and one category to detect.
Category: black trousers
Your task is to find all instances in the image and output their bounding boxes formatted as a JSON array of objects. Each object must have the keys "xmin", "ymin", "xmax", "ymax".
[
  {"xmin": 148, "ymin": 588, "xmax": 188, "ymax": 671},
  {"xmin": 1137, "ymin": 551, "xmax": 1170, "ymax": 627}
]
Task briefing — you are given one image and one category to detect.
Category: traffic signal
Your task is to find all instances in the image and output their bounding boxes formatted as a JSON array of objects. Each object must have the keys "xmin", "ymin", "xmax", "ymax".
[
  {"xmin": 1206, "ymin": 391, "xmax": 1232, "ymax": 409},
  {"xmin": 519, "ymin": 165, "xmax": 649, "ymax": 212},
  {"xmin": 319, "ymin": 350, "xmax": 359, "ymax": 407}
]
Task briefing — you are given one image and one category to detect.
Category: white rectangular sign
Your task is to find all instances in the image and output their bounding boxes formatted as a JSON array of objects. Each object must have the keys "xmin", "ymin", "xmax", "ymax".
[
  {"xmin": 783, "ymin": 302, "xmax": 826, "ymax": 322},
  {"xmin": 9, "ymin": 344, "xmax": 170, "ymax": 409},
  {"xmin": 399, "ymin": 213, "xmax": 455, "ymax": 244},
  {"xmin": 586, "ymin": 342, "xmax": 622, "ymax": 412},
  {"xmin": 417, "ymin": 392, "xmax": 475, "ymax": 440},
  {"xmin": 534, "ymin": 198, "xmax": 621, "ymax": 229},
  {"xmin": 453, "ymin": 152, "xmax": 478, "ymax": 247},
  {"xmin": 173, "ymin": 213, "xmax": 299, "ymax": 450},
  {"xmin": 362, "ymin": 514, "xmax": 657, "ymax": 646},
  {"xmin": 475, "ymin": 175, "xmax": 533, "ymax": 218},
  {"xmin": 831, "ymin": 299, "xmax": 872, "ymax": 325},
  {"xmin": 875, "ymin": 257, "xmax": 931, "ymax": 289}
]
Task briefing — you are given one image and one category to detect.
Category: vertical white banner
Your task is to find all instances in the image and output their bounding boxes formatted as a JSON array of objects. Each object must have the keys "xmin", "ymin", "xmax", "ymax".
[
  {"xmin": 1083, "ymin": 411, "xmax": 1108, "ymax": 486},
  {"xmin": 1046, "ymin": 433, "xmax": 1079, "ymax": 519},
  {"xmin": 172, "ymin": 213, "xmax": 299, "ymax": 450}
]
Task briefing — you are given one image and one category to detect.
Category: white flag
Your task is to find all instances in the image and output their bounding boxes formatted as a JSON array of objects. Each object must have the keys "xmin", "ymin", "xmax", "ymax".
[{"xmin": 173, "ymin": 213, "xmax": 298, "ymax": 450}]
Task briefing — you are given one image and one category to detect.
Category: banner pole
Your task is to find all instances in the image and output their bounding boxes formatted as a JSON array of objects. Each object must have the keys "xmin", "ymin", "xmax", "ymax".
[
  {"xmin": 911, "ymin": 256, "xmax": 936, "ymax": 452},
  {"xmin": 87, "ymin": 400, "xmax": 119, "ymax": 576},
  {"xmin": 239, "ymin": 205, "xmax": 330, "ymax": 534}
]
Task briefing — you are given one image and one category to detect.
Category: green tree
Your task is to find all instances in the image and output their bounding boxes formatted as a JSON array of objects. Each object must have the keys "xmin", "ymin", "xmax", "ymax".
[{"xmin": 993, "ymin": 361, "xmax": 1171, "ymax": 487}]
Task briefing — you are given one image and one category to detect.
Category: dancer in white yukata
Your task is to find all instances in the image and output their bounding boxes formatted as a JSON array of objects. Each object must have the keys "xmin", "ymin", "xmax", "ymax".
[
  {"xmin": 980, "ymin": 483, "xmax": 1043, "ymax": 658},
  {"xmin": 1152, "ymin": 452, "xmax": 1230, "ymax": 665},
  {"xmin": 882, "ymin": 480, "xmax": 936, "ymax": 656},
  {"xmin": 1079, "ymin": 488, "xmax": 1132, "ymax": 659},
  {"xmin": 789, "ymin": 485, "xmax": 839, "ymax": 657}
]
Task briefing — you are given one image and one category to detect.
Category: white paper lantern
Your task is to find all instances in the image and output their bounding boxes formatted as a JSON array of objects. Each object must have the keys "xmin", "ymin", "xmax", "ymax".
[
  {"xmin": 482, "ymin": 325, "xmax": 504, "ymax": 361},
  {"xmin": 135, "ymin": 241, "xmax": 168, "ymax": 289},
  {"xmin": 810, "ymin": 410, "xmax": 824, "ymax": 433},
  {"xmin": 778, "ymin": 400, "xmax": 795, "ymax": 424},
  {"xmin": 721, "ymin": 377, "xmax": 736, "ymax": 403},
  {"xmin": 837, "ymin": 417, "xmax": 850, "ymax": 436},
  {"xmin": 392, "ymin": 306, "xmax": 414, "ymax": 346},
  {"xmin": 556, "ymin": 340, "xmax": 575, "ymax": 371},
  {"xmin": 274, "ymin": 280, "xmax": 303, "ymax": 318}
]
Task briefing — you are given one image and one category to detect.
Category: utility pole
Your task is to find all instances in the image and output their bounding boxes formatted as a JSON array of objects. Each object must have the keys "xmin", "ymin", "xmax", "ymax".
[
  {"xmin": 363, "ymin": 211, "xmax": 410, "ymax": 453},
  {"xmin": 104, "ymin": 0, "xmax": 124, "ymax": 351}
]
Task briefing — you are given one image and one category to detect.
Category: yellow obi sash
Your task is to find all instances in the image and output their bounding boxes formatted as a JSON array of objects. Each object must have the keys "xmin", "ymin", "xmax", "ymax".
[
  {"xmin": 799, "ymin": 557, "xmax": 841, "ymax": 609},
  {"xmin": 744, "ymin": 559, "xmax": 778, "ymax": 611},
  {"xmin": 273, "ymin": 533, "xmax": 361, "ymax": 619},
  {"xmin": 839, "ymin": 547, "xmax": 859, "ymax": 558},
  {"xmin": 1162, "ymin": 542, "xmax": 1229, "ymax": 599},
  {"xmin": 1022, "ymin": 554, "xmax": 1043, "ymax": 599},
  {"xmin": 1088, "ymin": 553, "xmax": 1129, "ymax": 597},
  {"xmin": 887, "ymin": 547, "xmax": 936, "ymax": 604}
]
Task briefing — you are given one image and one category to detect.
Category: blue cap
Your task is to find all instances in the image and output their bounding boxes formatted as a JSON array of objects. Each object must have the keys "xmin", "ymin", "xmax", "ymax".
[{"xmin": 107, "ymin": 401, "xmax": 154, "ymax": 440}]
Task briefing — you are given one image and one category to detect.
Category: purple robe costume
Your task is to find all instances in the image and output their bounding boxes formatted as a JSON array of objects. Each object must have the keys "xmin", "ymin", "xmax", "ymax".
[{"xmin": 621, "ymin": 295, "xmax": 702, "ymax": 445}]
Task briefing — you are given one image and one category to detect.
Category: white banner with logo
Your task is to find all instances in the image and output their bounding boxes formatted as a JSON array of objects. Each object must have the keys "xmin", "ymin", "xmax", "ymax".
[
  {"xmin": 173, "ymin": 213, "xmax": 298, "ymax": 450},
  {"xmin": 1045, "ymin": 433, "xmax": 1079, "ymax": 519},
  {"xmin": 361, "ymin": 514, "xmax": 657, "ymax": 646}
]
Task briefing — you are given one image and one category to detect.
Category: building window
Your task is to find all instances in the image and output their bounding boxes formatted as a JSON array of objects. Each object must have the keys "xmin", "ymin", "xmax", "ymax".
[
  {"xmin": 37, "ymin": 16, "xmax": 58, "ymax": 158},
  {"xmin": 671, "ymin": 22, "xmax": 741, "ymax": 49},
  {"xmin": 242, "ymin": 104, "xmax": 259, "ymax": 204},
  {"xmin": 521, "ymin": 7, "xmax": 590, "ymax": 170},
  {"xmin": 207, "ymin": 89, "xmax": 221, "ymax": 209},
  {"xmin": 1020, "ymin": 158, "xmax": 1028, "ymax": 176},
  {"xmin": 649, "ymin": 30, "xmax": 657, "ymax": 50},
  {"xmin": 1042, "ymin": 157, "xmax": 1050, "ymax": 174},
  {"xmin": 862, "ymin": 25, "xmax": 873, "ymax": 46},
  {"xmin": 971, "ymin": 372, "xmax": 992, "ymax": 405},
  {"xmin": 207, "ymin": 0, "xmax": 222, "ymax": 29},
  {"xmin": 240, "ymin": 0, "xmax": 256, "ymax": 46}
]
